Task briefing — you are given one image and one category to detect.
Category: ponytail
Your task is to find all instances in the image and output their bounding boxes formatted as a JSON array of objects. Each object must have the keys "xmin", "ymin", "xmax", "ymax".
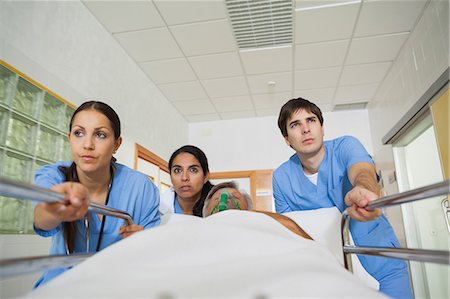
[{"xmin": 192, "ymin": 181, "xmax": 214, "ymax": 217}]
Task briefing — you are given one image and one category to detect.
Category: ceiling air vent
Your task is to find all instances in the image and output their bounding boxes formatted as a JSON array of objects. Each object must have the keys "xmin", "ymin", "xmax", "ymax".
[
  {"xmin": 333, "ymin": 102, "xmax": 368, "ymax": 111},
  {"xmin": 225, "ymin": 0, "xmax": 293, "ymax": 50}
]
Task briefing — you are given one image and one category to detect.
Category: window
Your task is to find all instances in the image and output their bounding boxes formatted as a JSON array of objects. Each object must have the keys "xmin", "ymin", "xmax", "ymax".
[{"xmin": 0, "ymin": 61, "xmax": 75, "ymax": 234}]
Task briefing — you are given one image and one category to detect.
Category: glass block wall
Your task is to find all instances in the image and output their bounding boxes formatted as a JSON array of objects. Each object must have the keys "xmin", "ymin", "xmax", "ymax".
[{"xmin": 0, "ymin": 62, "xmax": 75, "ymax": 234}]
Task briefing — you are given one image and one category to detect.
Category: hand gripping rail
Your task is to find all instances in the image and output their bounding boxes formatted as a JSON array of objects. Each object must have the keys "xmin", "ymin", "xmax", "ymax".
[
  {"xmin": 0, "ymin": 177, "xmax": 134, "ymax": 279},
  {"xmin": 0, "ymin": 177, "xmax": 133, "ymax": 225},
  {"xmin": 341, "ymin": 180, "xmax": 450, "ymax": 272}
]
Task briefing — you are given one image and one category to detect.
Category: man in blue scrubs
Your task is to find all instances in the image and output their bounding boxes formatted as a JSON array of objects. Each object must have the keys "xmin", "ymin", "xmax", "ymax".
[{"xmin": 273, "ymin": 98, "xmax": 412, "ymax": 299}]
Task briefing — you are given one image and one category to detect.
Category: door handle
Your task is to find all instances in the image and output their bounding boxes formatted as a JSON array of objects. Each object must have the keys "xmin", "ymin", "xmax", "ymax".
[{"xmin": 442, "ymin": 197, "xmax": 450, "ymax": 234}]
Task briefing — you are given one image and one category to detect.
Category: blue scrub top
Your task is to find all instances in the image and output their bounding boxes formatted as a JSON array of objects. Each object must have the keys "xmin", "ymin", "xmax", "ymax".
[
  {"xmin": 33, "ymin": 162, "xmax": 161, "ymax": 287},
  {"xmin": 173, "ymin": 195, "xmax": 183, "ymax": 214},
  {"xmin": 273, "ymin": 136, "xmax": 412, "ymax": 299}
]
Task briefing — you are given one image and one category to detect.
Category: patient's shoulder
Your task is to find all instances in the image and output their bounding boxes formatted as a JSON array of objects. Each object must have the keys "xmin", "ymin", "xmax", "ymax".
[{"xmin": 253, "ymin": 210, "xmax": 313, "ymax": 239}]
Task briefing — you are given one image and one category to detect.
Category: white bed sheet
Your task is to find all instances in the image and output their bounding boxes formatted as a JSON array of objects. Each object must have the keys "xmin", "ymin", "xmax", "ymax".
[
  {"xmin": 283, "ymin": 207, "xmax": 379, "ymax": 290},
  {"xmin": 26, "ymin": 210, "xmax": 386, "ymax": 298}
]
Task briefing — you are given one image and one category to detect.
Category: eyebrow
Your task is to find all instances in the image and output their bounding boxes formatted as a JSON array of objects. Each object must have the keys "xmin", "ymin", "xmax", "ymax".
[
  {"xmin": 171, "ymin": 164, "xmax": 200, "ymax": 169},
  {"xmin": 288, "ymin": 116, "xmax": 317, "ymax": 127},
  {"xmin": 72, "ymin": 125, "xmax": 111, "ymax": 131}
]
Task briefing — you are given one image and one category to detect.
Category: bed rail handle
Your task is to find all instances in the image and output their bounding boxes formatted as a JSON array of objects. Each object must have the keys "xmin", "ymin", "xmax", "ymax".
[
  {"xmin": 342, "ymin": 179, "xmax": 450, "ymax": 272},
  {"xmin": 0, "ymin": 254, "xmax": 92, "ymax": 279},
  {"xmin": 0, "ymin": 176, "xmax": 133, "ymax": 225},
  {"xmin": 343, "ymin": 246, "xmax": 449, "ymax": 265},
  {"xmin": 366, "ymin": 180, "xmax": 449, "ymax": 210}
]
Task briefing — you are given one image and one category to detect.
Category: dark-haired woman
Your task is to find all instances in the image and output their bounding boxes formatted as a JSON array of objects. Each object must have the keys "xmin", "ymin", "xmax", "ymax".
[
  {"xmin": 33, "ymin": 101, "xmax": 160, "ymax": 287},
  {"xmin": 159, "ymin": 145, "xmax": 213, "ymax": 217}
]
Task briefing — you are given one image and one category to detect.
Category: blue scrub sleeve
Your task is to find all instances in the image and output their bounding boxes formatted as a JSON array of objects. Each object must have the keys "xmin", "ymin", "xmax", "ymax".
[
  {"xmin": 272, "ymin": 174, "xmax": 292, "ymax": 213},
  {"xmin": 338, "ymin": 136, "xmax": 375, "ymax": 172},
  {"xmin": 139, "ymin": 180, "xmax": 161, "ymax": 229},
  {"xmin": 33, "ymin": 164, "xmax": 66, "ymax": 237}
]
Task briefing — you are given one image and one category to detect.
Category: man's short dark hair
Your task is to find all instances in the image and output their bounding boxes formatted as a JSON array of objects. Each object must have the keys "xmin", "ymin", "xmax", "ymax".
[{"xmin": 277, "ymin": 97, "xmax": 324, "ymax": 137}]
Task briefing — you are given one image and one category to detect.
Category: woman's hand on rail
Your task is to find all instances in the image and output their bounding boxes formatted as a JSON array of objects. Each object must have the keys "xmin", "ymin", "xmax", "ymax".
[
  {"xmin": 344, "ymin": 186, "xmax": 382, "ymax": 222},
  {"xmin": 34, "ymin": 182, "xmax": 90, "ymax": 231},
  {"xmin": 119, "ymin": 224, "xmax": 144, "ymax": 239}
]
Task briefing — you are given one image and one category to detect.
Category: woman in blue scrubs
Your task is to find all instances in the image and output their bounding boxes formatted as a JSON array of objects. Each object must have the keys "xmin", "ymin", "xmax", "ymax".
[
  {"xmin": 159, "ymin": 145, "xmax": 213, "ymax": 217},
  {"xmin": 273, "ymin": 97, "xmax": 412, "ymax": 299},
  {"xmin": 33, "ymin": 101, "xmax": 160, "ymax": 286}
]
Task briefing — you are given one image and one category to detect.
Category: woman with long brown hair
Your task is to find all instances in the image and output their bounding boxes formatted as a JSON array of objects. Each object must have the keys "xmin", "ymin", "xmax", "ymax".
[{"xmin": 33, "ymin": 101, "xmax": 160, "ymax": 286}]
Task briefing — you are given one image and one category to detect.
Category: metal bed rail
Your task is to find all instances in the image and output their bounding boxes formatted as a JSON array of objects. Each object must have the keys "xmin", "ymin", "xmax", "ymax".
[
  {"xmin": 0, "ymin": 177, "xmax": 133, "ymax": 225},
  {"xmin": 341, "ymin": 180, "xmax": 450, "ymax": 272},
  {"xmin": 0, "ymin": 177, "xmax": 135, "ymax": 279},
  {"xmin": 0, "ymin": 254, "xmax": 92, "ymax": 279}
]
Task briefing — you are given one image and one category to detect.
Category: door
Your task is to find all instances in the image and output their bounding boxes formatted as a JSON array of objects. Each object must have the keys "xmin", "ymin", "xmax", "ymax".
[
  {"xmin": 210, "ymin": 170, "xmax": 274, "ymax": 212},
  {"xmin": 393, "ymin": 122, "xmax": 449, "ymax": 299}
]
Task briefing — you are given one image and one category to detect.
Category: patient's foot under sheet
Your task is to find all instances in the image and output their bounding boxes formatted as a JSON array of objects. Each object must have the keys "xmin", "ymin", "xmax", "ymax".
[{"xmin": 26, "ymin": 210, "xmax": 386, "ymax": 298}]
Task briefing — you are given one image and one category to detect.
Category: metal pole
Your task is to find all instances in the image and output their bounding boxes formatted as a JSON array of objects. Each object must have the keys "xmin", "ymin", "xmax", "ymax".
[{"xmin": 0, "ymin": 177, "xmax": 133, "ymax": 224}]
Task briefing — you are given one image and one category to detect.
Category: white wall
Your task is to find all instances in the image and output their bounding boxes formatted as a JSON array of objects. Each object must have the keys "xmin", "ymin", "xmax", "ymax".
[
  {"xmin": 0, "ymin": 1, "xmax": 188, "ymax": 297},
  {"xmin": 367, "ymin": 0, "xmax": 449, "ymax": 171},
  {"xmin": 0, "ymin": 0, "xmax": 188, "ymax": 165},
  {"xmin": 189, "ymin": 109, "xmax": 373, "ymax": 172}
]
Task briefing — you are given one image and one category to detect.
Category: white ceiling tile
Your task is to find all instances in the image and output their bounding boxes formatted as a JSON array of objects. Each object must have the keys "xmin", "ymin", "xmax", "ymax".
[
  {"xmin": 295, "ymin": 0, "xmax": 360, "ymax": 10},
  {"xmin": 293, "ymin": 88, "xmax": 335, "ymax": 104},
  {"xmin": 295, "ymin": 2, "xmax": 360, "ymax": 44},
  {"xmin": 316, "ymin": 104, "xmax": 333, "ymax": 112},
  {"xmin": 334, "ymin": 83, "xmax": 379, "ymax": 104},
  {"xmin": 188, "ymin": 52, "xmax": 244, "ymax": 79},
  {"xmin": 346, "ymin": 32, "xmax": 409, "ymax": 64},
  {"xmin": 212, "ymin": 96, "xmax": 254, "ymax": 112},
  {"xmin": 170, "ymin": 19, "xmax": 236, "ymax": 56},
  {"xmin": 340, "ymin": 61, "xmax": 391, "ymax": 86},
  {"xmin": 185, "ymin": 113, "xmax": 221, "ymax": 123},
  {"xmin": 154, "ymin": 0, "xmax": 227, "ymax": 25},
  {"xmin": 202, "ymin": 77, "xmax": 249, "ymax": 98},
  {"xmin": 173, "ymin": 99, "xmax": 216, "ymax": 115},
  {"xmin": 158, "ymin": 81, "xmax": 207, "ymax": 102},
  {"xmin": 240, "ymin": 46, "xmax": 292, "ymax": 75},
  {"xmin": 82, "ymin": 0, "xmax": 164, "ymax": 33},
  {"xmin": 252, "ymin": 92, "xmax": 292, "ymax": 109},
  {"xmin": 295, "ymin": 39, "xmax": 349, "ymax": 70},
  {"xmin": 220, "ymin": 110, "xmax": 256, "ymax": 120},
  {"xmin": 114, "ymin": 28, "xmax": 182, "ymax": 62},
  {"xmin": 140, "ymin": 58, "xmax": 196, "ymax": 84},
  {"xmin": 355, "ymin": 0, "xmax": 427, "ymax": 37},
  {"xmin": 295, "ymin": 67, "xmax": 341, "ymax": 89},
  {"xmin": 247, "ymin": 72, "xmax": 292, "ymax": 94},
  {"xmin": 256, "ymin": 108, "xmax": 281, "ymax": 117}
]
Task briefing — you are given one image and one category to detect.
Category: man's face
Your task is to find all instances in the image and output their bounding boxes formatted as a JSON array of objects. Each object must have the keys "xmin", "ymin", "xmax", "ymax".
[
  {"xmin": 284, "ymin": 109, "xmax": 324, "ymax": 157},
  {"xmin": 205, "ymin": 188, "xmax": 249, "ymax": 216}
]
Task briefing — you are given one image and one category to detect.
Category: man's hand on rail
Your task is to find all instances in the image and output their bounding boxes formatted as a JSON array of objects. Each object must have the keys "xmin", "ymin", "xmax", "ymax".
[
  {"xmin": 119, "ymin": 224, "xmax": 144, "ymax": 239},
  {"xmin": 344, "ymin": 186, "xmax": 382, "ymax": 222},
  {"xmin": 34, "ymin": 182, "xmax": 90, "ymax": 231}
]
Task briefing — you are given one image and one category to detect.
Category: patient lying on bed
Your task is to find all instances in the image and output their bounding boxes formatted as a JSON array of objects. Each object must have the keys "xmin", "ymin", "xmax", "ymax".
[
  {"xmin": 203, "ymin": 181, "xmax": 313, "ymax": 239},
  {"xmin": 26, "ymin": 183, "xmax": 385, "ymax": 298}
]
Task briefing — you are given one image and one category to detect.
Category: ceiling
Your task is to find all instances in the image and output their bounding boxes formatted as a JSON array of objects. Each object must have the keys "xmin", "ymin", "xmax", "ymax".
[{"xmin": 82, "ymin": 0, "xmax": 428, "ymax": 122}]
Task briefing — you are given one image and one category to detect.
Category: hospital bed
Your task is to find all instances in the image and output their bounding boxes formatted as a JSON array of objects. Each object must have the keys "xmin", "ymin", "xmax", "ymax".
[{"xmin": 0, "ymin": 177, "xmax": 449, "ymax": 297}]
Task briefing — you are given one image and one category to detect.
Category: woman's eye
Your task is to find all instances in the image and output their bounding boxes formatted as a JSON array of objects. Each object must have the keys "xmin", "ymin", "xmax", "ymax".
[
  {"xmin": 189, "ymin": 168, "xmax": 199, "ymax": 173},
  {"xmin": 290, "ymin": 123, "xmax": 297, "ymax": 129},
  {"xmin": 73, "ymin": 130, "xmax": 84, "ymax": 137},
  {"xmin": 96, "ymin": 132, "xmax": 107, "ymax": 139},
  {"xmin": 173, "ymin": 168, "xmax": 181, "ymax": 174}
]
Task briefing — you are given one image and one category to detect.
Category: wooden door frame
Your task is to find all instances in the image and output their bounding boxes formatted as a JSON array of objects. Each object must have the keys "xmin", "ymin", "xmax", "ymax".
[
  {"xmin": 210, "ymin": 169, "xmax": 273, "ymax": 209},
  {"xmin": 134, "ymin": 143, "xmax": 169, "ymax": 173}
]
